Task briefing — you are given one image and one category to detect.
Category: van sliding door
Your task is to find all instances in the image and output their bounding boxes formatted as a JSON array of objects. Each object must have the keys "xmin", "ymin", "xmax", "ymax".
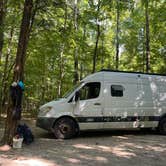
[{"xmin": 103, "ymin": 79, "xmax": 139, "ymax": 129}]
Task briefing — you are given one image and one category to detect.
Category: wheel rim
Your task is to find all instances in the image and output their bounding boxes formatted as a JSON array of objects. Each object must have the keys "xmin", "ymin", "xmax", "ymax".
[{"xmin": 59, "ymin": 124, "xmax": 70, "ymax": 134}]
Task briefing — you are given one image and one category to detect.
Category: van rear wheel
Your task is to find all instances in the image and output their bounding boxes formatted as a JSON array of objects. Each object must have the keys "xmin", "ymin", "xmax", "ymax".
[
  {"xmin": 53, "ymin": 117, "xmax": 78, "ymax": 139},
  {"xmin": 159, "ymin": 118, "xmax": 166, "ymax": 135}
]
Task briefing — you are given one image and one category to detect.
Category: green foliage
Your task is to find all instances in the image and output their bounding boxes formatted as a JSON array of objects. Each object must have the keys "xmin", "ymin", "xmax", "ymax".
[{"xmin": 0, "ymin": 0, "xmax": 165, "ymax": 114}]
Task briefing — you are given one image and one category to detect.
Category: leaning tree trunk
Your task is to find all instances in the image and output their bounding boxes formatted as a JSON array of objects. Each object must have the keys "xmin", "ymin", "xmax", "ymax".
[
  {"xmin": 2, "ymin": 0, "xmax": 33, "ymax": 145},
  {"xmin": 145, "ymin": 0, "xmax": 150, "ymax": 73}
]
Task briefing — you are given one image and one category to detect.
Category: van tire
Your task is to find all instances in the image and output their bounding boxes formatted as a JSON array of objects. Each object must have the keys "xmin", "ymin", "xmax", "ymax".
[
  {"xmin": 53, "ymin": 117, "xmax": 78, "ymax": 139},
  {"xmin": 159, "ymin": 118, "xmax": 166, "ymax": 135}
]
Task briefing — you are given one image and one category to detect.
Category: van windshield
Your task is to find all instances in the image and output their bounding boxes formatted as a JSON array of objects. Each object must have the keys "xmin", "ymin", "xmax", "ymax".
[{"xmin": 63, "ymin": 82, "xmax": 83, "ymax": 98}]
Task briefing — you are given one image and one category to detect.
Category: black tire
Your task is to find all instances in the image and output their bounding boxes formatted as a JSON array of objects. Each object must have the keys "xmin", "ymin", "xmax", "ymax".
[
  {"xmin": 159, "ymin": 118, "xmax": 166, "ymax": 135},
  {"xmin": 53, "ymin": 117, "xmax": 78, "ymax": 139}
]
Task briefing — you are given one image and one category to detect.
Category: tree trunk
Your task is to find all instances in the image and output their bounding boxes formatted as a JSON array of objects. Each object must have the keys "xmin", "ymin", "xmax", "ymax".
[
  {"xmin": 73, "ymin": 0, "xmax": 79, "ymax": 84},
  {"xmin": 57, "ymin": 2, "xmax": 68, "ymax": 97},
  {"xmin": 92, "ymin": 24, "xmax": 100, "ymax": 73},
  {"xmin": 0, "ymin": 0, "xmax": 6, "ymax": 116},
  {"xmin": 58, "ymin": 45, "xmax": 64, "ymax": 98},
  {"xmin": 0, "ymin": 28, "xmax": 14, "ymax": 119},
  {"xmin": 92, "ymin": 0, "xmax": 101, "ymax": 73},
  {"xmin": 101, "ymin": 35, "xmax": 104, "ymax": 70},
  {"xmin": 2, "ymin": 0, "xmax": 33, "ymax": 145},
  {"xmin": 0, "ymin": 0, "xmax": 6, "ymax": 63},
  {"xmin": 80, "ymin": 25, "xmax": 86, "ymax": 80},
  {"xmin": 14, "ymin": 0, "xmax": 33, "ymax": 81},
  {"xmin": 145, "ymin": 0, "xmax": 150, "ymax": 73},
  {"xmin": 115, "ymin": 0, "xmax": 120, "ymax": 70}
]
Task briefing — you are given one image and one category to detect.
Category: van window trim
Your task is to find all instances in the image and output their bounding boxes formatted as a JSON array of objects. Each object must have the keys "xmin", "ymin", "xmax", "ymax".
[
  {"xmin": 68, "ymin": 81, "xmax": 101, "ymax": 102},
  {"xmin": 111, "ymin": 84, "xmax": 124, "ymax": 97}
]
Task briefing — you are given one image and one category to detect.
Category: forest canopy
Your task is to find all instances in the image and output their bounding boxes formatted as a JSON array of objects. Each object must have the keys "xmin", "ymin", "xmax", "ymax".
[{"xmin": 0, "ymin": 0, "xmax": 165, "ymax": 114}]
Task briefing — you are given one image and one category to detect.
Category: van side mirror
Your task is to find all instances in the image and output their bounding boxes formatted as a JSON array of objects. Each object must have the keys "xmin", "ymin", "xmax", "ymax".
[{"xmin": 75, "ymin": 91, "xmax": 80, "ymax": 102}]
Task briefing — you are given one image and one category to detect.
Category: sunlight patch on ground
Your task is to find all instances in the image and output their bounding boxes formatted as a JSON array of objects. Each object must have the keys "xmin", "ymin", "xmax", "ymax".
[
  {"xmin": 98, "ymin": 145, "xmax": 136, "ymax": 158},
  {"xmin": 73, "ymin": 143, "xmax": 136, "ymax": 159},
  {"xmin": 66, "ymin": 157, "xmax": 81, "ymax": 164},
  {"xmin": 0, "ymin": 145, "xmax": 11, "ymax": 152},
  {"xmin": 116, "ymin": 136, "xmax": 129, "ymax": 140},
  {"xmin": 13, "ymin": 157, "xmax": 59, "ymax": 166},
  {"xmin": 73, "ymin": 144, "xmax": 95, "ymax": 150},
  {"xmin": 78, "ymin": 154, "xmax": 108, "ymax": 163},
  {"xmin": 145, "ymin": 145, "xmax": 166, "ymax": 152},
  {"xmin": 95, "ymin": 156, "xmax": 108, "ymax": 163}
]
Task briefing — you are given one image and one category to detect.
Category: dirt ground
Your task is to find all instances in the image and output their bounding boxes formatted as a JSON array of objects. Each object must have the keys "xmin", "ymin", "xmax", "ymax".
[{"xmin": 0, "ymin": 119, "xmax": 166, "ymax": 166}]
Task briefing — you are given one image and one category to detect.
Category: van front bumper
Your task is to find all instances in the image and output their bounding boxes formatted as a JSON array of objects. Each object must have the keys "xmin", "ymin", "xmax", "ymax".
[{"xmin": 36, "ymin": 117, "xmax": 56, "ymax": 131}]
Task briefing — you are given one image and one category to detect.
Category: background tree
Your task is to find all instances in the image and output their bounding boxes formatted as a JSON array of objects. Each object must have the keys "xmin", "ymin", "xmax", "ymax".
[
  {"xmin": 3, "ymin": 0, "xmax": 33, "ymax": 144},
  {"xmin": 0, "ymin": 0, "xmax": 165, "ymax": 139}
]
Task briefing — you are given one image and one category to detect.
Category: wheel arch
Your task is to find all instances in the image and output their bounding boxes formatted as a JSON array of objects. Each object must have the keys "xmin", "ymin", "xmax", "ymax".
[
  {"xmin": 158, "ymin": 113, "xmax": 166, "ymax": 127},
  {"xmin": 160, "ymin": 113, "xmax": 166, "ymax": 120}
]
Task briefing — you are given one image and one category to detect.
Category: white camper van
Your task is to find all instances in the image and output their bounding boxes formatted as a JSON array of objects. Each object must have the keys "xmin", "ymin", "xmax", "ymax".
[{"xmin": 36, "ymin": 70, "xmax": 166, "ymax": 139}]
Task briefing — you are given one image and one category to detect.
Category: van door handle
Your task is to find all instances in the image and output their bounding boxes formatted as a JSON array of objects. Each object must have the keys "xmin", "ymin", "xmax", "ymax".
[{"xmin": 94, "ymin": 103, "xmax": 101, "ymax": 106}]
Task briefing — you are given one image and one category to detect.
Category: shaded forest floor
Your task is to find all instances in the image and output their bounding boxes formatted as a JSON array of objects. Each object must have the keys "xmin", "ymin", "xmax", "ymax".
[{"xmin": 0, "ymin": 118, "xmax": 166, "ymax": 166}]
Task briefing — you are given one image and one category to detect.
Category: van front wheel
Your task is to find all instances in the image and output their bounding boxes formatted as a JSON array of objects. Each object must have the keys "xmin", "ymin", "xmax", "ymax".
[
  {"xmin": 159, "ymin": 118, "xmax": 166, "ymax": 135},
  {"xmin": 53, "ymin": 117, "xmax": 78, "ymax": 139}
]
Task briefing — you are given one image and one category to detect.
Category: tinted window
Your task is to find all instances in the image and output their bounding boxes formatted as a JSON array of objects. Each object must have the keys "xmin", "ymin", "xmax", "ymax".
[
  {"xmin": 80, "ymin": 82, "xmax": 101, "ymax": 100},
  {"xmin": 111, "ymin": 85, "xmax": 124, "ymax": 97}
]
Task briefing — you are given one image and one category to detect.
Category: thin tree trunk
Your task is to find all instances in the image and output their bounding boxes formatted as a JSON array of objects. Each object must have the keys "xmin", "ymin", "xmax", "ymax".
[
  {"xmin": 80, "ymin": 25, "xmax": 86, "ymax": 80},
  {"xmin": 73, "ymin": 0, "xmax": 79, "ymax": 84},
  {"xmin": 145, "ymin": 0, "xmax": 150, "ymax": 73},
  {"xmin": 92, "ymin": 0, "xmax": 101, "ymax": 73},
  {"xmin": 2, "ymin": 0, "xmax": 33, "ymax": 145},
  {"xmin": 58, "ymin": 46, "xmax": 64, "ymax": 97},
  {"xmin": 92, "ymin": 24, "xmax": 100, "ymax": 73},
  {"xmin": 115, "ymin": 0, "xmax": 120, "ymax": 70},
  {"xmin": 0, "ymin": 0, "xmax": 6, "ymax": 63},
  {"xmin": 57, "ymin": 2, "xmax": 68, "ymax": 97},
  {"xmin": 0, "ymin": 28, "xmax": 14, "ymax": 119},
  {"xmin": 0, "ymin": 0, "xmax": 6, "ymax": 117},
  {"xmin": 101, "ymin": 35, "xmax": 104, "ymax": 70}
]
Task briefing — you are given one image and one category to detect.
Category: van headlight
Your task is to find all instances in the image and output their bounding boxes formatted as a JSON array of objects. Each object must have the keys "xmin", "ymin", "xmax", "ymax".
[{"xmin": 38, "ymin": 106, "xmax": 52, "ymax": 116}]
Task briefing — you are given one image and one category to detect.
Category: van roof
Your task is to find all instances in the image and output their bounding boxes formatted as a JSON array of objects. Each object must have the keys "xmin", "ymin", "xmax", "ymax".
[
  {"xmin": 82, "ymin": 69, "xmax": 166, "ymax": 82},
  {"xmin": 100, "ymin": 69, "xmax": 166, "ymax": 77}
]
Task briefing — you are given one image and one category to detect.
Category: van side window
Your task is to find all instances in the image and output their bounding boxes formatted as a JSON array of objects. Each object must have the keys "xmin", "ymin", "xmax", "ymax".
[
  {"xmin": 80, "ymin": 82, "xmax": 101, "ymax": 100},
  {"xmin": 111, "ymin": 85, "xmax": 124, "ymax": 97}
]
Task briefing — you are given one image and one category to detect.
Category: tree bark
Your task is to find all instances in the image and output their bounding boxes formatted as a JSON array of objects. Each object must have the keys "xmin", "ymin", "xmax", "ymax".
[
  {"xmin": 145, "ymin": 0, "xmax": 150, "ymax": 73},
  {"xmin": 57, "ymin": 2, "xmax": 68, "ymax": 97},
  {"xmin": 0, "ymin": 0, "xmax": 6, "ymax": 63},
  {"xmin": 92, "ymin": 0, "xmax": 101, "ymax": 73},
  {"xmin": 2, "ymin": 0, "xmax": 33, "ymax": 145},
  {"xmin": 0, "ymin": 28, "xmax": 14, "ymax": 119},
  {"xmin": 0, "ymin": 0, "xmax": 6, "ymax": 116},
  {"xmin": 92, "ymin": 24, "xmax": 100, "ymax": 73},
  {"xmin": 80, "ymin": 25, "xmax": 86, "ymax": 80},
  {"xmin": 14, "ymin": 0, "xmax": 33, "ymax": 81},
  {"xmin": 73, "ymin": 0, "xmax": 79, "ymax": 84},
  {"xmin": 101, "ymin": 35, "xmax": 104, "ymax": 70},
  {"xmin": 115, "ymin": 0, "xmax": 120, "ymax": 70}
]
